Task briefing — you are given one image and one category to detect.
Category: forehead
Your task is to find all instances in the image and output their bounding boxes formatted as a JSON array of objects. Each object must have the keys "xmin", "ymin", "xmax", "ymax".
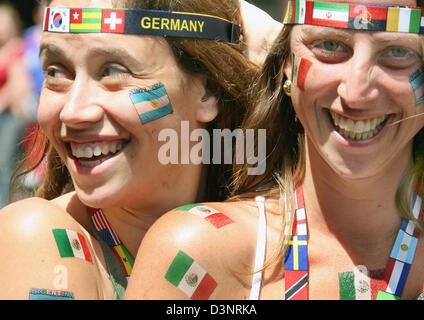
[{"xmin": 42, "ymin": 0, "xmax": 173, "ymax": 62}]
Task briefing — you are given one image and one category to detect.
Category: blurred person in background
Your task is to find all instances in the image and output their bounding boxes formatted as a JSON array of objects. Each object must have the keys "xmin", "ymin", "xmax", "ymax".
[{"xmin": 0, "ymin": 2, "xmax": 29, "ymax": 208}]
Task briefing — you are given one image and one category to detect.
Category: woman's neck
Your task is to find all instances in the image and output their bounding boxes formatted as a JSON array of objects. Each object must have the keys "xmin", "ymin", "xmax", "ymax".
[{"xmin": 302, "ymin": 138, "xmax": 412, "ymax": 256}]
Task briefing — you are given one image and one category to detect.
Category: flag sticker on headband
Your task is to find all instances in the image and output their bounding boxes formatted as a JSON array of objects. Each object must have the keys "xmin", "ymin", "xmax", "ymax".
[
  {"xmin": 44, "ymin": 8, "xmax": 70, "ymax": 32},
  {"xmin": 70, "ymin": 8, "xmax": 102, "ymax": 32},
  {"xmin": 43, "ymin": 7, "xmax": 241, "ymax": 43},
  {"xmin": 283, "ymin": 1, "xmax": 424, "ymax": 34},
  {"xmin": 284, "ymin": 0, "xmax": 313, "ymax": 25},
  {"xmin": 102, "ymin": 9, "xmax": 126, "ymax": 33},
  {"xmin": 312, "ymin": 1, "xmax": 349, "ymax": 29},
  {"xmin": 130, "ymin": 83, "xmax": 173, "ymax": 125},
  {"xmin": 348, "ymin": 4, "xmax": 387, "ymax": 31},
  {"xmin": 409, "ymin": 67, "xmax": 424, "ymax": 106},
  {"xmin": 386, "ymin": 7, "xmax": 421, "ymax": 33}
]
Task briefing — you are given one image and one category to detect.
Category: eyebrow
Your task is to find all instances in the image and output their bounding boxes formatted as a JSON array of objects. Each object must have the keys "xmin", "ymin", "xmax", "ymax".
[
  {"xmin": 39, "ymin": 42, "xmax": 143, "ymax": 69},
  {"xmin": 300, "ymin": 25, "xmax": 353, "ymax": 39}
]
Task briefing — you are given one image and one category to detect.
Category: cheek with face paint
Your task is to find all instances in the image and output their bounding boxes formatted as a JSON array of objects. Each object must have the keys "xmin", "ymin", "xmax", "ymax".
[
  {"xmin": 292, "ymin": 53, "xmax": 313, "ymax": 90},
  {"xmin": 129, "ymin": 82, "xmax": 174, "ymax": 125},
  {"xmin": 409, "ymin": 66, "xmax": 424, "ymax": 106}
]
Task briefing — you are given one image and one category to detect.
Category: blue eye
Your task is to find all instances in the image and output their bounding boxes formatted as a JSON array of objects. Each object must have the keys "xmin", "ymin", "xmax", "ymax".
[
  {"xmin": 310, "ymin": 39, "xmax": 350, "ymax": 63},
  {"xmin": 321, "ymin": 40, "xmax": 340, "ymax": 52},
  {"xmin": 388, "ymin": 47, "xmax": 410, "ymax": 58},
  {"xmin": 380, "ymin": 46, "xmax": 421, "ymax": 69}
]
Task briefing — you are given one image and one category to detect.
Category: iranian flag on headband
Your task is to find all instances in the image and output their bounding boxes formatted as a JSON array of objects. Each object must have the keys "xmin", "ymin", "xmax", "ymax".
[
  {"xmin": 165, "ymin": 251, "xmax": 217, "ymax": 300},
  {"xmin": 312, "ymin": 1, "xmax": 350, "ymax": 28}
]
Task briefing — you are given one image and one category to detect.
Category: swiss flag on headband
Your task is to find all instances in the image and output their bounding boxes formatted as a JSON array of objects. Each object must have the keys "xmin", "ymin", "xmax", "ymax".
[{"xmin": 102, "ymin": 9, "xmax": 125, "ymax": 33}]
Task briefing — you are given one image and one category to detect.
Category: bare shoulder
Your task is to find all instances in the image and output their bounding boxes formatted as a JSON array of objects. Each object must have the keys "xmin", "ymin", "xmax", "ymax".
[
  {"xmin": 126, "ymin": 200, "xmax": 261, "ymax": 299},
  {"xmin": 0, "ymin": 197, "xmax": 112, "ymax": 299}
]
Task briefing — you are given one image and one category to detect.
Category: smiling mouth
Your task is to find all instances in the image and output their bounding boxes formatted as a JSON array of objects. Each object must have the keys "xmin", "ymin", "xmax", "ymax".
[
  {"xmin": 328, "ymin": 110, "xmax": 390, "ymax": 141},
  {"xmin": 68, "ymin": 140, "xmax": 129, "ymax": 167}
]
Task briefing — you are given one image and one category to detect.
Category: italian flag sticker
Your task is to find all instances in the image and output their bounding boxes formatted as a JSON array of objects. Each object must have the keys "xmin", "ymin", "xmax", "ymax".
[
  {"xmin": 52, "ymin": 229, "xmax": 93, "ymax": 263},
  {"xmin": 165, "ymin": 250, "xmax": 217, "ymax": 300}
]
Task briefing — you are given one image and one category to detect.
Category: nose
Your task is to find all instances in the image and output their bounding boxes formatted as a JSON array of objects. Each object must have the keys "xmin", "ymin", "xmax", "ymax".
[
  {"xmin": 337, "ymin": 49, "xmax": 379, "ymax": 109},
  {"xmin": 59, "ymin": 77, "xmax": 105, "ymax": 128}
]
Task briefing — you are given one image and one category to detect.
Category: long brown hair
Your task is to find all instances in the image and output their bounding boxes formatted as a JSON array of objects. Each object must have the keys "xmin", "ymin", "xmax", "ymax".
[{"xmin": 10, "ymin": 0, "xmax": 259, "ymax": 203}]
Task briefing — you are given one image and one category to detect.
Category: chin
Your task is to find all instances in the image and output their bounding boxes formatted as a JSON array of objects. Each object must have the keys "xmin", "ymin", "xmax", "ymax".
[{"xmin": 74, "ymin": 185, "xmax": 129, "ymax": 209}]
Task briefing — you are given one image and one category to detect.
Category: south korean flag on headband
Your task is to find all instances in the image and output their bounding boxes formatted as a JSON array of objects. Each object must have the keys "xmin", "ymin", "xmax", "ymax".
[{"xmin": 44, "ymin": 7, "xmax": 70, "ymax": 32}]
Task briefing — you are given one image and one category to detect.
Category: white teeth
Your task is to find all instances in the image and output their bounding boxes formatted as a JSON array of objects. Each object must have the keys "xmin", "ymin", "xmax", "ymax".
[
  {"xmin": 84, "ymin": 147, "xmax": 93, "ymax": 158},
  {"xmin": 102, "ymin": 145, "xmax": 109, "ymax": 155},
  {"xmin": 93, "ymin": 146, "xmax": 102, "ymax": 157},
  {"xmin": 329, "ymin": 111, "xmax": 388, "ymax": 141},
  {"xmin": 71, "ymin": 141, "xmax": 124, "ymax": 159}
]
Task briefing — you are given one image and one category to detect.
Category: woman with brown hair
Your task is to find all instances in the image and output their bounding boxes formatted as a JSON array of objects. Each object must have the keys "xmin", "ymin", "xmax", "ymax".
[
  {"xmin": 127, "ymin": 0, "xmax": 424, "ymax": 300},
  {"xmin": 0, "ymin": 0, "xmax": 281, "ymax": 299}
]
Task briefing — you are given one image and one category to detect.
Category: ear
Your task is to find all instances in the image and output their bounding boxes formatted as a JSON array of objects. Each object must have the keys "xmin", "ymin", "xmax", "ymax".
[{"xmin": 195, "ymin": 77, "xmax": 219, "ymax": 123}]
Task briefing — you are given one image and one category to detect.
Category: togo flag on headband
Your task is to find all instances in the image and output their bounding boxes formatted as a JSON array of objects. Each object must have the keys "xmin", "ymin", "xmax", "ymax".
[
  {"xmin": 44, "ymin": 7, "xmax": 70, "ymax": 32},
  {"xmin": 175, "ymin": 204, "xmax": 234, "ymax": 229},
  {"xmin": 130, "ymin": 82, "xmax": 173, "ymax": 125},
  {"xmin": 165, "ymin": 250, "xmax": 217, "ymax": 300},
  {"xmin": 52, "ymin": 229, "xmax": 93, "ymax": 263}
]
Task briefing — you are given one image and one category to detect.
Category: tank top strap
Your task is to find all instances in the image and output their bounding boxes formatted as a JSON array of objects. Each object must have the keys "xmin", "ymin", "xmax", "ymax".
[{"xmin": 249, "ymin": 196, "xmax": 267, "ymax": 300}]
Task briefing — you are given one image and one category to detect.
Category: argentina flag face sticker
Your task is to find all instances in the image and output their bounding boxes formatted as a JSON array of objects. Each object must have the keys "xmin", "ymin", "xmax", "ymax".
[
  {"xmin": 129, "ymin": 82, "xmax": 173, "ymax": 125},
  {"xmin": 44, "ymin": 8, "xmax": 70, "ymax": 32}
]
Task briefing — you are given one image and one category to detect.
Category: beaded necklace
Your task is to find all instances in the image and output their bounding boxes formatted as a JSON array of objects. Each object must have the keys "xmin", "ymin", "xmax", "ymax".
[
  {"xmin": 88, "ymin": 208, "xmax": 135, "ymax": 282},
  {"xmin": 284, "ymin": 184, "xmax": 423, "ymax": 300}
]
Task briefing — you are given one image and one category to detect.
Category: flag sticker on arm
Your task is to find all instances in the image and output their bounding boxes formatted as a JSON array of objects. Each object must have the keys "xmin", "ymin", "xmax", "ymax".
[
  {"xmin": 52, "ymin": 229, "xmax": 93, "ymax": 263},
  {"xmin": 165, "ymin": 250, "xmax": 217, "ymax": 300},
  {"xmin": 29, "ymin": 288, "xmax": 74, "ymax": 300},
  {"xmin": 175, "ymin": 204, "xmax": 234, "ymax": 229},
  {"xmin": 129, "ymin": 83, "xmax": 173, "ymax": 124}
]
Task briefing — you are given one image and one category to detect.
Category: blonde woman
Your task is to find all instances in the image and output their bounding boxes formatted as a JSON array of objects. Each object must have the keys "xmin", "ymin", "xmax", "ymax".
[{"xmin": 127, "ymin": 0, "xmax": 424, "ymax": 300}]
